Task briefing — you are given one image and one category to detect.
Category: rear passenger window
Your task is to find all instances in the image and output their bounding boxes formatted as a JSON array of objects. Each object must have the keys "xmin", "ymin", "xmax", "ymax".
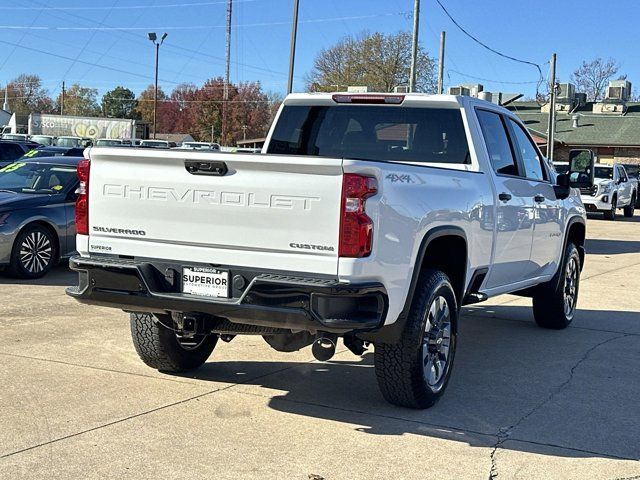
[
  {"xmin": 508, "ymin": 119, "xmax": 546, "ymax": 181},
  {"xmin": 476, "ymin": 110, "xmax": 518, "ymax": 176}
]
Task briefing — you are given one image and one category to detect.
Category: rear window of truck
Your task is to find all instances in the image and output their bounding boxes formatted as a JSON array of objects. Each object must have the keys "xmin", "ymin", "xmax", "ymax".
[{"xmin": 267, "ymin": 105, "xmax": 470, "ymax": 164}]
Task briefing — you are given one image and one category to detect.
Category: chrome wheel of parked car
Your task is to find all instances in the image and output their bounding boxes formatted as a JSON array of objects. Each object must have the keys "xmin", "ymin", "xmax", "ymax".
[
  {"xmin": 422, "ymin": 295, "xmax": 452, "ymax": 388},
  {"xmin": 20, "ymin": 230, "xmax": 53, "ymax": 274}
]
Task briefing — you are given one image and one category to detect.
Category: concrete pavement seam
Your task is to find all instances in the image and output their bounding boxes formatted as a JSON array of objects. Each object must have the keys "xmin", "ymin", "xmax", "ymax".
[
  {"xmin": 505, "ymin": 438, "xmax": 639, "ymax": 462},
  {"xmin": 0, "ymin": 357, "xmax": 322, "ymax": 460},
  {"xmin": 229, "ymin": 384, "xmax": 639, "ymax": 463},
  {"xmin": 462, "ymin": 311, "xmax": 640, "ymax": 337},
  {"xmin": 0, "ymin": 351, "xmax": 198, "ymax": 386},
  {"xmin": 487, "ymin": 333, "xmax": 630, "ymax": 480}
]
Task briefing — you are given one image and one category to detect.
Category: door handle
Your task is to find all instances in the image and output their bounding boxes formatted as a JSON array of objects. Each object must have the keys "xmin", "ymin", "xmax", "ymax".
[
  {"xmin": 498, "ymin": 192, "xmax": 512, "ymax": 202},
  {"xmin": 534, "ymin": 194, "xmax": 545, "ymax": 203}
]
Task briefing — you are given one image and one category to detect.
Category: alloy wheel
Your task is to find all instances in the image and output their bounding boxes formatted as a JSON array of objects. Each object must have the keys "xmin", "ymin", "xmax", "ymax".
[
  {"xmin": 563, "ymin": 256, "xmax": 578, "ymax": 318},
  {"xmin": 422, "ymin": 295, "xmax": 452, "ymax": 389},
  {"xmin": 19, "ymin": 231, "xmax": 53, "ymax": 274}
]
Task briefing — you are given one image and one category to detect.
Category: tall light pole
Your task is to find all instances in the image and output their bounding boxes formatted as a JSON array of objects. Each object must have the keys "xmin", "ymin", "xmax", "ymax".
[{"xmin": 148, "ymin": 32, "xmax": 167, "ymax": 140}]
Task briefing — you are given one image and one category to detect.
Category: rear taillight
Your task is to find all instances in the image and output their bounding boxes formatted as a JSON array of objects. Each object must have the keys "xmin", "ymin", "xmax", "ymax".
[
  {"xmin": 76, "ymin": 159, "xmax": 90, "ymax": 235},
  {"xmin": 339, "ymin": 174, "xmax": 378, "ymax": 258}
]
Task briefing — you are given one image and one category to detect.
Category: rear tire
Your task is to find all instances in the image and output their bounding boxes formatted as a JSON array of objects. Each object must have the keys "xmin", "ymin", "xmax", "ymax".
[
  {"xmin": 532, "ymin": 243, "xmax": 581, "ymax": 330},
  {"xmin": 130, "ymin": 313, "xmax": 217, "ymax": 372},
  {"xmin": 374, "ymin": 269, "xmax": 457, "ymax": 409},
  {"xmin": 603, "ymin": 196, "xmax": 617, "ymax": 220},
  {"xmin": 623, "ymin": 194, "xmax": 635, "ymax": 218}
]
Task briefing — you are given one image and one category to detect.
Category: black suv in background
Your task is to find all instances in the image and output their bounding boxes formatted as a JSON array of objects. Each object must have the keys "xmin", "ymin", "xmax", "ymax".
[{"xmin": 0, "ymin": 140, "xmax": 40, "ymax": 168}]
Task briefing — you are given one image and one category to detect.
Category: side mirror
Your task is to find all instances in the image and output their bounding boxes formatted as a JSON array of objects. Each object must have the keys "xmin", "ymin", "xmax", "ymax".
[
  {"xmin": 568, "ymin": 149, "xmax": 595, "ymax": 188},
  {"xmin": 554, "ymin": 173, "xmax": 570, "ymax": 200}
]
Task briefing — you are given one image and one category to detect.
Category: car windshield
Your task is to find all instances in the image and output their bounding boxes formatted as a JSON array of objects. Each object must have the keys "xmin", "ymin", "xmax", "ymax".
[
  {"xmin": 141, "ymin": 141, "xmax": 168, "ymax": 147},
  {"xmin": 96, "ymin": 139, "xmax": 122, "ymax": 146},
  {"xmin": 3, "ymin": 134, "xmax": 27, "ymax": 141},
  {"xmin": 595, "ymin": 167, "xmax": 613, "ymax": 179},
  {"xmin": 30, "ymin": 136, "xmax": 54, "ymax": 146},
  {"xmin": 57, "ymin": 137, "xmax": 81, "ymax": 147},
  {"xmin": 267, "ymin": 105, "xmax": 470, "ymax": 164},
  {"xmin": 0, "ymin": 162, "xmax": 77, "ymax": 194}
]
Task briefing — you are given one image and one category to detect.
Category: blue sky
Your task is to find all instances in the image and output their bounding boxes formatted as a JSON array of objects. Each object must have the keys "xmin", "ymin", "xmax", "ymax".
[{"xmin": 0, "ymin": 0, "xmax": 638, "ymax": 100}]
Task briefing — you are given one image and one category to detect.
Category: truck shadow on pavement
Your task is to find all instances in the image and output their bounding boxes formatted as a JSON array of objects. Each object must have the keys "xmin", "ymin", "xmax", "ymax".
[
  {"xmin": 186, "ymin": 305, "xmax": 639, "ymax": 462},
  {"xmin": 585, "ymin": 238, "xmax": 640, "ymax": 255},
  {"xmin": 587, "ymin": 212, "xmax": 640, "ymax": 223},
  {"xmin": 0, "ymin": 264, "xmax": 77, "ymax": 287}
]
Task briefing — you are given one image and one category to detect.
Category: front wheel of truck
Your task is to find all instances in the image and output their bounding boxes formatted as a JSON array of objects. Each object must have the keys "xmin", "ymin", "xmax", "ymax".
[
  {"xmin": 532, "ymin": 242, "xmax": 581, "ymax": 330},
  {"xmin": 130, "ymin": 313, "xmax": 218, "ymax": 372},
  {"xmin": 374, "ymin": 269, "xmax": 458, "ymax": 409}
]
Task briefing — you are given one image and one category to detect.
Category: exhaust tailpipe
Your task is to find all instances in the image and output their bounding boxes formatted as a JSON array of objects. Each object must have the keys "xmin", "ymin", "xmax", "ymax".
[{"xmin": 312, "ymin": 333, "xmax": 337, "ymax": 361}]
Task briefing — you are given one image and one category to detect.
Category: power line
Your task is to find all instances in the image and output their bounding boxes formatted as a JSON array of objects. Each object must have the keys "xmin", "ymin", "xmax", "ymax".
[
  {"xmin": 61, "ymin": 0, "xmax": 119, "ymax": 81},
  {"xmin": 0, "ymin": 38, "xmax": 181, "ymax": 85},
  {"xmin": 0, "ymin": 0, "xmax": 261, "ymax": 11},
  {"xmin": 447, "ymin": 70, "xmax": 543, "ymax": 85},
  {"xmin": 434, "ymin": 0, "xmax": 544, "ymax": 89},
  {"xmin": 0, "ymin": 12, "xmax": 408, "ymax": 31},
  {"xmin": 11, "ymin": 0, "xmax": 305, "ymax": 83}
]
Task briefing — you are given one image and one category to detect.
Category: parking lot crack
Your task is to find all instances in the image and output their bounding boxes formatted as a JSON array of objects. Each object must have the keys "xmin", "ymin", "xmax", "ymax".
[
  {"xmin": 0, "ymin": 359, "xmax": 319, "ymax": 459},
  {"xmin": 487, "ymin": 333, "xmax": 630, "ymax": 479}
]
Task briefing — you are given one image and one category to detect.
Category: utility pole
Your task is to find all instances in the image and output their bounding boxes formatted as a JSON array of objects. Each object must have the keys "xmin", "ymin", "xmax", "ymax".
[
  {"xmin": 222, "ymin": 0, "xmax": 232, "ymax": 145},
  {"xmin": 437, "ymin": 31, "xmax": 446, "ymax": 94},
  {"xmin": 242, "ymin": 124, "xmax": 248, "ymax": 141},
  {"xmin": 547, "ymin": 53, "xmax": 557, "ymax": 161},
  {"xmin": 287, "ymin": 0, "xmax": 300, "ymax": 94},
  {"xmin": 409, "ymin": 0, "xmax": 421, "ymax": 92},
  {"xmin": 211, "ymin": 125, "xmax": 214, "ymax": 143},
  {"xmin": 61, "ymin": 81, "xmax": 65, "ymax": 115}
]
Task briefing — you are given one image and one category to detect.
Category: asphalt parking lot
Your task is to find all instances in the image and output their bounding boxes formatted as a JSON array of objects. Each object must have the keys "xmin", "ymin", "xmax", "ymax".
[{"xmin": 1, "ymin": 213, "xmax": 639, "ymax": 480}]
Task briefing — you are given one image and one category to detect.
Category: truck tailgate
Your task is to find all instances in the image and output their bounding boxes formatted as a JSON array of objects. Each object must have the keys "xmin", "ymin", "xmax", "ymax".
[{"xmin": 86, "ymin": 148, "xmax": 343, "ymax": 275}]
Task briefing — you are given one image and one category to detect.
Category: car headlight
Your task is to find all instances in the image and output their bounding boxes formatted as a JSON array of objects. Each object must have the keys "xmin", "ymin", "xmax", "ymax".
[{"xmin": 600, "ymin": 183, "xmax": 613, "ymax": 194}]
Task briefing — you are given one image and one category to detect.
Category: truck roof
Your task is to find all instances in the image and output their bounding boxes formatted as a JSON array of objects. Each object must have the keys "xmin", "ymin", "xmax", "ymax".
[{"xmin": 282, "ymin": 92, "xmax": 509, "ymax": 112}]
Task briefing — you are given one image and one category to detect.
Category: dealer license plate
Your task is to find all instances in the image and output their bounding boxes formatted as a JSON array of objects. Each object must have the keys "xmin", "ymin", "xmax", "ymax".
[{"xmin": 182, "ymin": 267, "xmax": 229, "ymax": 298}]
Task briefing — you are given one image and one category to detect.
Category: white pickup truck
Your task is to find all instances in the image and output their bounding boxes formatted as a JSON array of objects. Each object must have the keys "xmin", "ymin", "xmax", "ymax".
[
  {"xmin": 583, "ymin": 163, "xmax": 637, "ymax": 220},
  {"xmin": 67, "ymin": 93, "xmax": 590, "ymax": 408}
]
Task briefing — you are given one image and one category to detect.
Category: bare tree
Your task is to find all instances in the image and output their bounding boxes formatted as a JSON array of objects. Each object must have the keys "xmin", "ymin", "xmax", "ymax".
[
  {"xmin": 306, "ymin": 31, "xmax": 436, "ymax": 93},
  {"xmin": 0, "ymin": 74, "xmax": 54, "ymax": 115},
  {"xmin": 570, "ymin": 58, "xmax": 620, "ymax": 102}
]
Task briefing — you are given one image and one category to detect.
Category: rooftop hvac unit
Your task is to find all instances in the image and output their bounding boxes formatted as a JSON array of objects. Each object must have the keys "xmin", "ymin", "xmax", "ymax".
[
  {"xmin": 461, "ymin": 84, "xmax": 484, "ymax": 96},
  {"xmin": 448, "ymin": 86, "xmax": 470, "ymax": 96},
  {"xmin": 477, "ymin": 91, "xmax": 492, "ymax": 102},
  {"xmin": 574, "ymin": 92, "xmax": 587, "ymax": 106},
  {"xmin": 607, "ymin": 86, "xmax": 626, "ymax": 101},
  {"xmin": 394, "ymin": 85, "xmax": 409, "ymax": 93},
  {"xmin": 558, "ymin": 83, "xmax": 575, "ymax": 100},
  {"xmin": 606, "ymin": 80, "xmax": 632, "ymax": 101}
]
